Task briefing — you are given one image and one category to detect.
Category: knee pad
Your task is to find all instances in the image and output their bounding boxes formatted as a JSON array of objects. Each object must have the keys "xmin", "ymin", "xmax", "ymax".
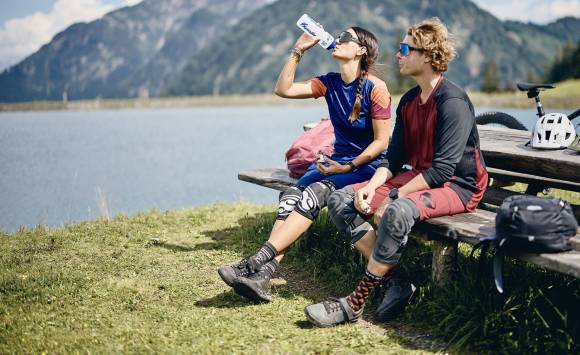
[
  {"xmin": 373, "ymin": 198, "xmax": 420, "ymax": 264},
  {"xmin": 277, "ymin": 186, "xmax": 302, "ymax": 220},
  {"xmin": 295, "ymin": 180, "xmax": 336, "ymax": 220}
]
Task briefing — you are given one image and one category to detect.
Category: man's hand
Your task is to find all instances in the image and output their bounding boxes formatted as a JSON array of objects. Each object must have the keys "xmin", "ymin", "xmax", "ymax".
[
  {"xmin": 317, "ymin": 158, "xmax": 350, "ymax": 176},
  {"xmin": 373, "ymin": 197, "xmax": 392, "ymax": 226},
  {"xmin": 354, "ymin": 185, "xmax": 374, "ymax": 214}
]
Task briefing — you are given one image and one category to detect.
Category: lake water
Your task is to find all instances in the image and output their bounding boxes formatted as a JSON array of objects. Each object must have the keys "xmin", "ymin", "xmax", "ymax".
[{"xmin": 0, "ymin": 105, "xmax": 576, "ymax": 232}]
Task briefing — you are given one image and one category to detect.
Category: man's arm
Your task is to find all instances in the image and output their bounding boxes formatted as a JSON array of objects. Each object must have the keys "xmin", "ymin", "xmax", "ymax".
[{"xmin": 421, "ymin": 97, "xmax": 474, "ymax": 187}]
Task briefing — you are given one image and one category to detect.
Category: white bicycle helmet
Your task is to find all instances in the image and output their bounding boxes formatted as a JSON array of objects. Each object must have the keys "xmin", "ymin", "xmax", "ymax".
[{"xmin": 529, "ymin": 112, "xmax": 575, "ymax": 149}]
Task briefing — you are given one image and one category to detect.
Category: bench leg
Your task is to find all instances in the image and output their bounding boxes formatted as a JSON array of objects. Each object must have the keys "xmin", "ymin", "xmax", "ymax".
[{"xmin": 431, "ymin": 237, "xmax": 458, "ymax": 287}]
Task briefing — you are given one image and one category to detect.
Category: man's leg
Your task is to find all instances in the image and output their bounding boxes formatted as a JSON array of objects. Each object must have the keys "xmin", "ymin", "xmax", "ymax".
[
  {"xmin": 327, "ymin": 186, "xmax": 376, "ymax": 257},
  {"xmin": 305, "ymin": 198, "xmax": 420, "ymax": 326}
]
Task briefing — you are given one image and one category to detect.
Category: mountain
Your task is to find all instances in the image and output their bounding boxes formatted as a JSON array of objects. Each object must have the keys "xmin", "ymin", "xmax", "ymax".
[
  {"xmin": 0, "ymin": 0, "xmax": 268, "ymax": 102},
  {"xmin": 167, "ymin": 0, "xmax": 580, "ymax": 96},
  {"xmin": 1, "ymin": 0, "xmax": 579, "ymax": 102}
]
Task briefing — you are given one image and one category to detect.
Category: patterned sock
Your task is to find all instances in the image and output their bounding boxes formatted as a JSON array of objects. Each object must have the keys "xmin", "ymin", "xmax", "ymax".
[
  {"xmin": 346, "ymin": 269, "xmax": 384, "ymax": 311},
  {"xmin": 260, "ymin": 259, "xmax": 280, "ymax": 279},
  {"xmin": 248, "ymin": 241, "xmax": 278, "ymax": 272}
]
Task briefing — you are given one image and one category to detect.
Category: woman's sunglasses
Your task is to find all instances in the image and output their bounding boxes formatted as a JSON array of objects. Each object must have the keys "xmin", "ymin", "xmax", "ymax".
[
  {"xmin": 337, "ymin": 31, "xmax": 363, "ymax": 46},
  {"xmin": 399, "ymin": 42, "xmax": 423, "ymax": 57}
]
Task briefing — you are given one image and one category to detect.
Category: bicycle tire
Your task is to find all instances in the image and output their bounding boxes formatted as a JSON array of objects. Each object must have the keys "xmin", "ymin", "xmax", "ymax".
[{"xmin": 476, "ymin": 111, "xmax": 527, "ymax": 131}]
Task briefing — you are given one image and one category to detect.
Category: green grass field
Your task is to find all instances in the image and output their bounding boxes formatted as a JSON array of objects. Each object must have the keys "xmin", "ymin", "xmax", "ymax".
[
  {"xmin": 1, "ymin": 79, "xmax": 578, "ymax": 112},
  {"xmin": 2, "ymin": 196, "xmax": 579, "ymax": 354},
  {"xmin": 0, "ymin": 203, "xmax": 440, "ymax": 354}
]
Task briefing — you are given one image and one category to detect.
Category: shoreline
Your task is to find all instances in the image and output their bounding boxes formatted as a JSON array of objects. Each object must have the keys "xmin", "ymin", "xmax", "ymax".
[{"xmin": 1, "ymin": 90, "xmax": 578, "ymax": 113}]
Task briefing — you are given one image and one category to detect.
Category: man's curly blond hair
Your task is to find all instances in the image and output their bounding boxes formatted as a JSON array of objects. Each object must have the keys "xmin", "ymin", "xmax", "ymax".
[{"xmin": 407, "ymin": 17, "xmax": 456, "ymax": 73}]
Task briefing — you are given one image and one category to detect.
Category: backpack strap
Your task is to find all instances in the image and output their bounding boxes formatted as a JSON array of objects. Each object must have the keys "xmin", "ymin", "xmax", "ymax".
[{"xmin": 492, "ymin": 249, "xmax": 505, "ymax": 294}]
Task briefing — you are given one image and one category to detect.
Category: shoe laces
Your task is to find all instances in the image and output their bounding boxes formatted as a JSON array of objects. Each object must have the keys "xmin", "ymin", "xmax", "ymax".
[
  {"xmin": 322, "ymin": 297, "xmax": 343, "ymax": 314},
  {"xmin": 236, "ymin": 258, "xmax": 249, "ymax": 270}
]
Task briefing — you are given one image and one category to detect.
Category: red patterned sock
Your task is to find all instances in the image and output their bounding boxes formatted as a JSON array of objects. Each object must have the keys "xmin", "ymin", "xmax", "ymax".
[{"xmin": 346, "ymin": 269, "xmax": 383, "ymax": 311}]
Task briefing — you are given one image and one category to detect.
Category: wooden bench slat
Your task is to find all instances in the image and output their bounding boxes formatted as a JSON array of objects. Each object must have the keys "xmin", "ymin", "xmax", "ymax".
[
  {"xmin": 238, "ymin": 168, "xmax": 296, "ymax": 191},
  {"xmin": 487, "ymin": 167, "xmax": 580, "ymax": 193},
  {"xmin": 478, "ymin": 126, "xmax": 580, "ymax": 183}
]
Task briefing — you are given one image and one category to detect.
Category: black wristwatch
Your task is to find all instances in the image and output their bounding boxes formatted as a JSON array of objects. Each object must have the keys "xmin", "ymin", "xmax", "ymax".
[
  {"xmin": 388, "ymin": 188, "xmax": 399, "ymax": 200},
  {"xmin": 346, "ymin": 161, "xmax": 357, "ymax": 172}
]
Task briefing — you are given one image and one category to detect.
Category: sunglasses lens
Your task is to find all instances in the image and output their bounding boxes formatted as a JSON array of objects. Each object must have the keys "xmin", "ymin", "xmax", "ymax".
[
  {"xmin": 399, "ymin": 43, "xmax": 410, "ymax": 56},
  {"xmin": 338, "ymin": 32, "xmax": 349, "ymax": 42}
]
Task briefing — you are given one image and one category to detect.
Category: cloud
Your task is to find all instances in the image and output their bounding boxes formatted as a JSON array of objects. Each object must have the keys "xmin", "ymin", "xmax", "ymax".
[
  {"xmin": 472, "ymin": 0, "xmax": 580, "ymax": 24},
  {"xmin": 0, "ymin": 0, "xmax": 139, "ymax": 71}
]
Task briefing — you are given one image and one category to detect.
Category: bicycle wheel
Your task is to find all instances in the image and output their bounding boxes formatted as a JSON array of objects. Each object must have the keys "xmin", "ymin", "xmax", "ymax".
[{"xmin": 476, "ymin": 111, "xmax": 527, "ymax": 131}]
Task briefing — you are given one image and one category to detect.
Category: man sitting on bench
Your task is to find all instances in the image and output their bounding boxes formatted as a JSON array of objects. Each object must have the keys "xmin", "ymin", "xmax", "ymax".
[{"xmin": 304, "ymin": 17, "xmax": 489, "ymax": 327}]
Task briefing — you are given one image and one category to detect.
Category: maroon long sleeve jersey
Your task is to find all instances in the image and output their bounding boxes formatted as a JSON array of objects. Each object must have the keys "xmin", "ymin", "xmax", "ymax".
[{"xmin": 378, "ymin": 77, "xmax": 488, "ymax": 207}]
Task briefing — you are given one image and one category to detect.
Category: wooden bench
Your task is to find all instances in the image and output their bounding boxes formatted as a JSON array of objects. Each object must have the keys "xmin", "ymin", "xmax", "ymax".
[
  {"xmin": 239, "ymin": 121, "xmax": 580, "ymax": 286},
  {"xmin": 238, "ymin": 167, "xmax": 580, "ymax": 286}
]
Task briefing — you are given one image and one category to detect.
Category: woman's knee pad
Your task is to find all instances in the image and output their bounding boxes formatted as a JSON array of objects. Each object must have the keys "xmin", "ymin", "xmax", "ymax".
[
  {"xmin": 277, "ymin": 186, "xmax": 302, "ymax": 220},
  {"xmin": 373, "ymin": 198, "xmax": 420, "ymax": 264},
  {"xmin": 295, "ymin": 180, "xmax": 336, "ymax": 220}
]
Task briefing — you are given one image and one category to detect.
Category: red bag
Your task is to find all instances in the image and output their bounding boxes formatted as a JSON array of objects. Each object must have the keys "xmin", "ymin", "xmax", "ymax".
[{"xmin": 285, "ymin": 119, "xmax": 335, "ymax": 179}]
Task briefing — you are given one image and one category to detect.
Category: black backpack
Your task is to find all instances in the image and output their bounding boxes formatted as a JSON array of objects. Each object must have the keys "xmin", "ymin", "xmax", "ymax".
[{"xmin": 474, "ymin": 195, "xmax": 578, "ymax": 293}]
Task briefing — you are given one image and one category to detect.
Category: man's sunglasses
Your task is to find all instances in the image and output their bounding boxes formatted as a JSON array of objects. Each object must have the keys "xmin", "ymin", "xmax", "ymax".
[
  {"xmin": 399, "ymin": 42, "xmax": 423, "ymax": 56},
  {"xmin": 337, "ymin": 31, "xmax": 363, "ymax": 46}
]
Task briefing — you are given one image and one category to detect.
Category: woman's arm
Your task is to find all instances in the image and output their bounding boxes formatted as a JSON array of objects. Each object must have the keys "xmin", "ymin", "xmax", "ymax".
[
  {"xmin": 274, "ymin": 33, "xmax": 321, "ymax": 98},
  {"xmin": 318, "ymin": 118, "xmax": 390, "ymax": 175},
  {"xmin": 351, "ymin": 119, "xmax": 390, "ymax": 167}
]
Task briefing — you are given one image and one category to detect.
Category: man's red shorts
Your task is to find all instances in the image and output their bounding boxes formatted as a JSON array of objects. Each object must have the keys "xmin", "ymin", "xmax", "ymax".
[{"xmin": 351, "ymin": 169, "xmax": 486, "ymax": 221}]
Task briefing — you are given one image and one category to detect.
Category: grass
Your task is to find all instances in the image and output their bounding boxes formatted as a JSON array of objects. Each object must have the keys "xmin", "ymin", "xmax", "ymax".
[
  {"xmin": 2, "ymin": 189, "xmax": 579, "ymax": 353},
  {"xmin": 0, "ymin": 203, "xmax": 432, "ymax": 354},
  {"xmin": 468, "ymin": 79, "xmax": 580, "ymax": 110},
  {"xmin": 1, "ymin": 79, "xmax": 578, "ymax": 112}
]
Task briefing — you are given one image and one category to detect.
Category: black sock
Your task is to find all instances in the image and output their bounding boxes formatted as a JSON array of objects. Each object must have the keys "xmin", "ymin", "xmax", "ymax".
[{"xmin": 248, "ymin": 241, "xmax": 278, "ymax": 272}]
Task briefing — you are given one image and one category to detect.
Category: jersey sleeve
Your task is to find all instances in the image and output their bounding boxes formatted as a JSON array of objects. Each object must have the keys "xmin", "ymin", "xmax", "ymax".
[
  {"xmin": 421, "ymin": 98, "xmax": 475, "ymax": 187},
  {"xmin": 310, "ymin": 75, "xmax": 328, "ymax": 99},
  {"xmin": 370, "ymin": 84, "xmax": 391, "ymax": 120}
]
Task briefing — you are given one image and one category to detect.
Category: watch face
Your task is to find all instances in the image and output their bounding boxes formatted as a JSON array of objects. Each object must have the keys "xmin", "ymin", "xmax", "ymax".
[{"xmin": 389, "ymin": 189, "xmax": 398, "ymax": 199}]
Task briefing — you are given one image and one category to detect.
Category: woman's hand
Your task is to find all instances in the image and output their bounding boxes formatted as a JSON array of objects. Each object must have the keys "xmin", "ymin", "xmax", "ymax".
[
  {"xmin": 316, "ymin": 158, "xmax": 349, "ymax": 176},
  {"xmin": 294, "ymin": 33, "xmax": 319, "ymax": 53},
  {"xmin": 355, "ymin": 186, "xmax": 375, "ymax": 214}
]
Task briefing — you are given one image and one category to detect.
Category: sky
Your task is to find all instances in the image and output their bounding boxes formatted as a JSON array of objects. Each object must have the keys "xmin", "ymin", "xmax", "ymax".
[{"xmin": 0, "ymin": 0, "xmax": 579, "ymax": 71}]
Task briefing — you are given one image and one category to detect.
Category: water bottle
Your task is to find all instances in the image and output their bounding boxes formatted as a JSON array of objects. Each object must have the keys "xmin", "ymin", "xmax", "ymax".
[{"xmin": 296, "ymin": 14, "xmax": 336, "ymax": 50}]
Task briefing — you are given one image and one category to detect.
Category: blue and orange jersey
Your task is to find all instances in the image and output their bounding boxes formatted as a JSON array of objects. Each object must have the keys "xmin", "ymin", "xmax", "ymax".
[{"xmin": 310, "ymin": 72, "xmax": 391, "ymax": 164}]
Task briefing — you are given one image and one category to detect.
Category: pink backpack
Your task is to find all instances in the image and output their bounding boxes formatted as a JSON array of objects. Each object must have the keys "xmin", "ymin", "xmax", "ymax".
[{"xmin": 285, "ymin": 119, "xmax": 335, "ymax": 178}]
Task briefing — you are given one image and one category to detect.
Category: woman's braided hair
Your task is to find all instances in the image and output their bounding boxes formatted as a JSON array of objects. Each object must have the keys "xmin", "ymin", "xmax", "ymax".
[{"xmin": 348, "ymin": 27, "xmax": 379, "ymax": 123}]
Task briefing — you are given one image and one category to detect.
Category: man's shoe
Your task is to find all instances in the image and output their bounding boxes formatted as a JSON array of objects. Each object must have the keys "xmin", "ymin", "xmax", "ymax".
[
  {"xmin": 232, "ymin": 267, "xmax": 273, "ymax": 302},
  {"xmin": 304, "ymin": 297, "xmax": 363, "ymax": 327},
  {"xmin": 217, "ymin": 258, "xmax": 252, "ymax": 287},
  {"xmin": 376, "ymin": 277, "xmax": 417, "ymax": 321}
]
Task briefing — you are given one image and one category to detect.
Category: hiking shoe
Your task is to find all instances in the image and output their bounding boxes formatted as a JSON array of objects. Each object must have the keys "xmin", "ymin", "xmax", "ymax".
[
  {"xmin": 376, "ymin": 277, "xmax": 417, "ymax": 321},
  {"xmin": 304, "ymin": 297, "xmax": 363, "ymax": 327},
  {"xmin": 232, "ymin": 268, "xmax": 273, "ymax": 303},
  {"xmin": 217, "ymin": 258, "xmax": 252, "ymax": 287}
]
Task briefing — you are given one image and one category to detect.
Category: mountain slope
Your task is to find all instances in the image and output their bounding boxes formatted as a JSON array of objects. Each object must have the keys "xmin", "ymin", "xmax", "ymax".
[
  {"xmin": 0, "ymin": 0, "xmax": 267, "ymax": 102},
  {"xmin": 168, "ymin": 0, "xmax": 580, "ymax": 96},
  {"xmin": 1, "ymin": 0, "xmax": 578, "ymax": 102}
]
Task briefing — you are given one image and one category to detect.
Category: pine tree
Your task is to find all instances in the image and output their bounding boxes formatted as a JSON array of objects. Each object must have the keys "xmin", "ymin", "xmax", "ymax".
[{"xmin": 481, "ymin": 59, "xmax": 500, "ymax": 93}]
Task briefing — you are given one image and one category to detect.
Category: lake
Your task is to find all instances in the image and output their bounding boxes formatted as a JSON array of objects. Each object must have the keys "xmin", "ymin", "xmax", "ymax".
[{"xmin": 0, "ymin": 105, "xmax": 576, "ymax": 232}]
